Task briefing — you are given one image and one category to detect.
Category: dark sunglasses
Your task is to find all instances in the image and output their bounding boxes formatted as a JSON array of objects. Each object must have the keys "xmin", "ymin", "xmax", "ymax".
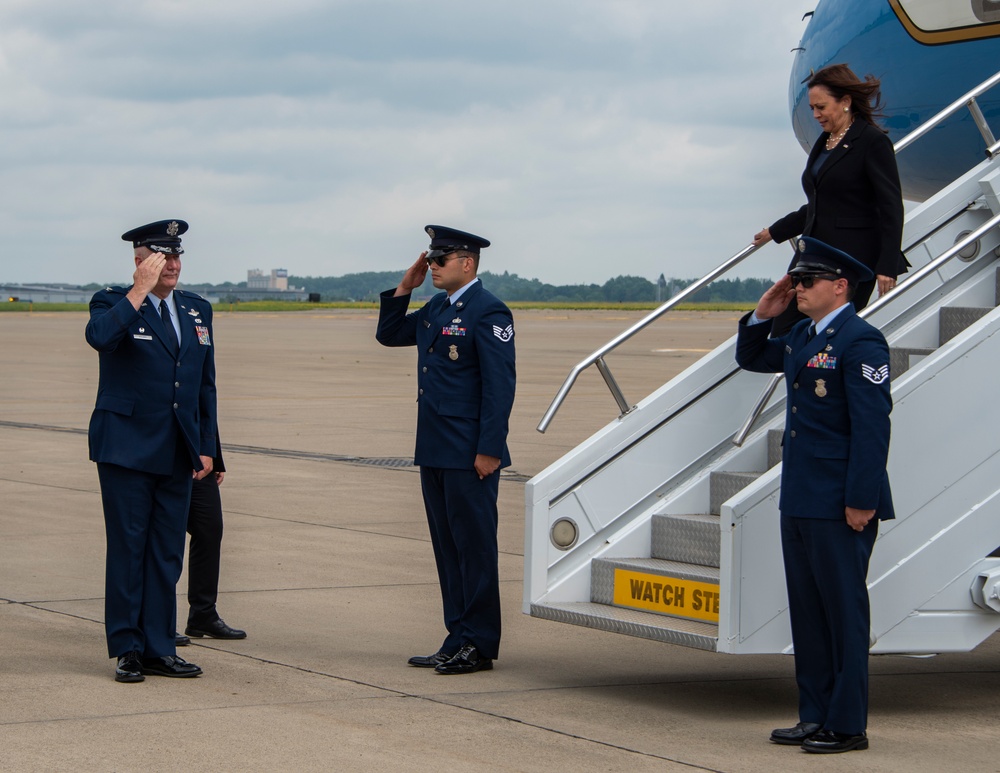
[
  {"xmin": 425, "ymin": 253, "xmax": 468, "ymax": 267},
  {"xmin": 789, "ymin": 273, "xmax": 839, "ymax": 288}
]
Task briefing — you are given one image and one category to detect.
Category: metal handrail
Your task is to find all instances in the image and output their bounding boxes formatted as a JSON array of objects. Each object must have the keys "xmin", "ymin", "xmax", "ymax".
[
  {"xmin": 732, "ymin": 211, "xmax": 1000, "ymax": 446},
  {"xmin": 536, "ymin": 68, "xmax": 1000, "ymax": 435},
  {"xmin": 732, "ymin": 68, "xmax": 1000, "ymax": 444},
  {"xmin": 893, "ymin": 69, "xmax": 1000, "ymax": 154},
  {"xmin": 535, "ymin": 244, "xmax": 759, "ymax": 433}
]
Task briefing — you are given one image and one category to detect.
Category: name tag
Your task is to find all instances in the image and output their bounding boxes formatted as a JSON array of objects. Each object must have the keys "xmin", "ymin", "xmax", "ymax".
[{"xmin": 133, "ymin": 334, "xmax": 153, "ymax": 341}]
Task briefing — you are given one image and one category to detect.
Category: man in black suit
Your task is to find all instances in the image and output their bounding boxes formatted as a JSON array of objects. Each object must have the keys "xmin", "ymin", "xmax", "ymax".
[
  {"xmin": 87, "ymin": 219, "xmax": 216, "ymax": 682},
  {"xmin": 376, "ymin": 225, "xmax": 516, "ymax": 675},
  {"xmin": 736, "ymin": 237, "xmax": 894, "ymax": 754},
  {"xmin": 175, "ymin": 436, "xmax": 247, "ymax": 647}
]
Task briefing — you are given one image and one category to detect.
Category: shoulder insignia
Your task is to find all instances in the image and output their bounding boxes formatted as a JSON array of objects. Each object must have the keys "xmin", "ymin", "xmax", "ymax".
[
  {"xmin": 861, "ymin": 363, "xmax": 889, "ymax": 384},
  {"xmin": 493, "ymin": 324, "xmax": 514, "ymax": 342}
]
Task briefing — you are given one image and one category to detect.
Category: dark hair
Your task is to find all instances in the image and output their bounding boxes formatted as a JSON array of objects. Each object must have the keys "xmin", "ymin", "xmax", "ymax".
[
  {"xmin": 456, "ymin": 249, "xmax": 480, "ymax": 271},
  {"xmin": 808, "ymin": 63, "xmax": 886, "ymax": 132}
]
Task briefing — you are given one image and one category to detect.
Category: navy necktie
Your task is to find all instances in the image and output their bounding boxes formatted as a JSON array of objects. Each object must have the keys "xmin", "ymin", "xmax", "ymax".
[
  {"xmin": 807, "ymin": 324, "xmax": 816, "ymax": 341},
  {"xmin": 160, "ymin": 299, "xmax": 179, "ymax": 352}
]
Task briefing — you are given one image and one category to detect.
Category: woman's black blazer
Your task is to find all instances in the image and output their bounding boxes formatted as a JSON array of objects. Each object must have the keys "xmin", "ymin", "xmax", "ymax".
[{"xmin": 769, "ymin": 118, "xmax": 907, "ymax": 279}]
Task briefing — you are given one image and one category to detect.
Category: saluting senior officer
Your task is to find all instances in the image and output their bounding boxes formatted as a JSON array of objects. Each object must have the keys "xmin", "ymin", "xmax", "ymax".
[
  {"xmin": 87, "ymin": 219, "xmax": 217, "ymax": 683},
  {"xmin": 735, "ymin": 236, "xmax": 893, "ymax": 754},
  {"xmin": 376, "ymin": 225, "xmax": 516, "ymax": 675}
]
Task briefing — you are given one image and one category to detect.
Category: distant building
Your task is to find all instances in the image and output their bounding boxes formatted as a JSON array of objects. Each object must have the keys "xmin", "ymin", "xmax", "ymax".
[
  {"xmin": 247, "ymin": 268, "xmax": 292, "ymax": 291},
  {"xmin": 0, "ymin": 284, "xmax": 92, "ymax": 303}
]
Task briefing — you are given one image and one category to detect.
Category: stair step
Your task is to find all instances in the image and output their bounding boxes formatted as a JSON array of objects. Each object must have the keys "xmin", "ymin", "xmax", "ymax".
[
  {"xmin": 891, "ymin": 346, "xmax": 935, "ymax": 377},
  {"xmin": 652, "ymin": 513, "xmax": 720, "ymax": 566},
  {"xmin": 710, "ymin": 471, "xmax": 762, "ymax": 513},
  {"xmin": 939, "ymin": 306, "xmax": 991, "ymax": 345},
  {"xmin": 530, "ymin": 601, "xmax": 718, "ymax": 651},
  {"xmin": 768, "ymin": 428, "xmax": 783, "ymax": 468},
  {"xmin": 592, "ymin": 557, "xmax": 720, "ymax": 623}
]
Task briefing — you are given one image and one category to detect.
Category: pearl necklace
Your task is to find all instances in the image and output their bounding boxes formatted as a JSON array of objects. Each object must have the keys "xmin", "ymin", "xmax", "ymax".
[{"xmin": 825, "ymin": 118, "xmax": 853, "ymax": 150}]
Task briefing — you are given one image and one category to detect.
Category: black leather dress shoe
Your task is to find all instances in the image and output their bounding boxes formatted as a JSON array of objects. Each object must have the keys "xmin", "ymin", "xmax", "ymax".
[
  {"xmin": 801, "ymin": 729, "xmax": 868, "ymax": 753},
  {"xmin": 141, "ymin": 655, "xmax": 203, "ymax": 678},
  {"xmin": 175, "ymin": 632, "xmax": 191, "ymax": 647},
  {"xmin": 185, "ymin": 618, "xmax": 247, "ymax": 640},
  {"xmin": 434, "ymin": 643, "xmax": 493, "ymax": 675},
  {"xmin": 769, "ymin": 721, "xmax": 822, "ymax": 745},
  {"xmin": 115, "ymin": 651, "xmax": 144, "ymax": 683},
  {"xmin": 407, "ymin": 650, "xmax": 455, "ymax": 668}
]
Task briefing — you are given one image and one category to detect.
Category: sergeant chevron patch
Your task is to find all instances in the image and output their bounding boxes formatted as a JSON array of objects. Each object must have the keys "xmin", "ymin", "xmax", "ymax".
[
  {"xmin": 861, "ymin": 363, "xmax": 889, "ymax": 384},
  {"xmin": 493, "ymin": 324, "xmax": 514, "ymax": 342}
]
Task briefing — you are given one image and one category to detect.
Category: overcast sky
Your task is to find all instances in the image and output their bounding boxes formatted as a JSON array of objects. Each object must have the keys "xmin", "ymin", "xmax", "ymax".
[{"xmin": 0, "ymin": 1, "xmax": 815, "ymax": 287}]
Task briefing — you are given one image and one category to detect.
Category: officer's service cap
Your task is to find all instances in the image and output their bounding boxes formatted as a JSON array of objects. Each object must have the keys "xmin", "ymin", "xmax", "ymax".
[
  {"xmin": 121, "ymin": 220, "xmax": 189, "ymax": 255},
  {"xmin": 425, "ymin": 225, "xmax": 490, "ymax": 260},
  {"xmin": 790, "ymin": 236, "xmax": 873, "ymax": 284}
]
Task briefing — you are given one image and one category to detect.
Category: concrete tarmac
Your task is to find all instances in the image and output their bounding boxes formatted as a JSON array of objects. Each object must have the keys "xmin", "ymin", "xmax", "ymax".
[{"xmin": 2, "ymin": 308, "xmax": 998, "ymax": 772}]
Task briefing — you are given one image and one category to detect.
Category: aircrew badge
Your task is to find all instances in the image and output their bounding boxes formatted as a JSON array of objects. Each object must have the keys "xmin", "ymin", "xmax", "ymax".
[
  {"xmin": 167, "ymin": 221, "xmax": 180, "ymax": 236},
  {"xmin": 861, "ymin": 363, "xmax": 889, "ymax": 384},
  {"xmin": 448, "ymin": 344, "xmax": 459, "ymax": 361},
  {"xmin": 814, "ymin": 379, "xmax": 827, "ymax": 397}
]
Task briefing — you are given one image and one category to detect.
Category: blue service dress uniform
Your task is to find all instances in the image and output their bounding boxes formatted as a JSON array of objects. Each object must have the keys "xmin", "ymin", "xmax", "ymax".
[
  {"xmin": 87, "ymin": 286, "xmax": 217, "ymax": 659},
  {"xmin": 376, "ymin": 280, "xmax": 516, "ymax": 659},
  {"xmin": 736, "ymin": 303, "xmax": 893, "ymax": 736}
]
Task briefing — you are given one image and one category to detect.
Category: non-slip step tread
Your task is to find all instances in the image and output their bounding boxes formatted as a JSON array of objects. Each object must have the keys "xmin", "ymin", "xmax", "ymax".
[
  {"xmin": 593, "ymin": 556, "xmax": 720, "ymax": 583},
  {"xmin": 530, "ymin": 601, "xmax": 718, "ymax": 651}
]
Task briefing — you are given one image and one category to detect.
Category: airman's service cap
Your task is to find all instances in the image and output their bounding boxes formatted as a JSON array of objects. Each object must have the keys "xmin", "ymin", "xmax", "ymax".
[
  {"xmin": 424, "ymin": 225, "xmax": 490, "ymax": 260},
  {"xmin": 121, "ymin": 219, "xmax": 189, "ymax": 255},
  {"xmin": 790, "ymin": 236, "xmax": 873, "ymax": 284}
]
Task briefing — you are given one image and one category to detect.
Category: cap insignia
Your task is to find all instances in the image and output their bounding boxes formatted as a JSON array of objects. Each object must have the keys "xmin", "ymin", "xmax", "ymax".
[
  {"xmin": 426, "ymin": 227, "xmax": 435, "ymax": 238},
  {"xmin": 167, "ymin": 221, "xmax": 180, "ymax": 236},
  {"xmin": 797, "ymin": 239, "xmax": 805, "ymax": 252}
]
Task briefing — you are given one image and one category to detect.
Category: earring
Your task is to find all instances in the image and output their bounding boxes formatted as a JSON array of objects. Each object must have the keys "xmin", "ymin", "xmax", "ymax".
[{"xmin": 844, "ymin": 107, "xmax": 849, "ymax": 112}]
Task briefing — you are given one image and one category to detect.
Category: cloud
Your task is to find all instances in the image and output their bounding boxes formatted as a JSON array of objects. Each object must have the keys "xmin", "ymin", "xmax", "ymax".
[{"xmin": 0, "ymin": 0, "xmax": 813, "ymax": 286}]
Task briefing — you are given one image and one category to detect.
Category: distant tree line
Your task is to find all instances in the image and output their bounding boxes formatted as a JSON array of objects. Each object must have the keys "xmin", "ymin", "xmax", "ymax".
[
  {"xmin": 83, "ymin": 271, "xmax": 774, "ymax": 303},
  {"xmin": 283, "ymin": 271, "xmax": 775, "ymax": 303}
]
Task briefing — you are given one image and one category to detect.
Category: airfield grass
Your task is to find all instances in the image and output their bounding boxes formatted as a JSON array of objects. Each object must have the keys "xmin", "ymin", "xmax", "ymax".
[{"xmin": 1, "ymin": 300, "xmax": 755, "ymax": 313}]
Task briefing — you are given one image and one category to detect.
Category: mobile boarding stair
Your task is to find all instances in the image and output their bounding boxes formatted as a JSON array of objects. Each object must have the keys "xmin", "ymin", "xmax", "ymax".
[{"xmin": 524, "ymin": 71, "xmax": 1000, "ymax": 655}]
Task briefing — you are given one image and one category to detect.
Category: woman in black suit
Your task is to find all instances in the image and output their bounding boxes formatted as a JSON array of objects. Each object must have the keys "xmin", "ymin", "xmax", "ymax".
[{"xmin": 754, "ymin": 64, "xmax": 907, "ymax": 335}]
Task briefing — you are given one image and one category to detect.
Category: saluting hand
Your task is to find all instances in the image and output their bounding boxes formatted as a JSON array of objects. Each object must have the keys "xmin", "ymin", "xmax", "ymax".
[
  {"xmin": 126, "ymin": 252, "xmax": 168, "ymax": 309},
  {"xmin": 133, "ymin": 252, "xmax": 167, "ymax": 295},
  {"xmin": 395, "ymin": 252, "xmax": 429, "ymax": 297},
  {"xmin": 753, "ymin": 275, "xmax": 796, "ymax": 320}
]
